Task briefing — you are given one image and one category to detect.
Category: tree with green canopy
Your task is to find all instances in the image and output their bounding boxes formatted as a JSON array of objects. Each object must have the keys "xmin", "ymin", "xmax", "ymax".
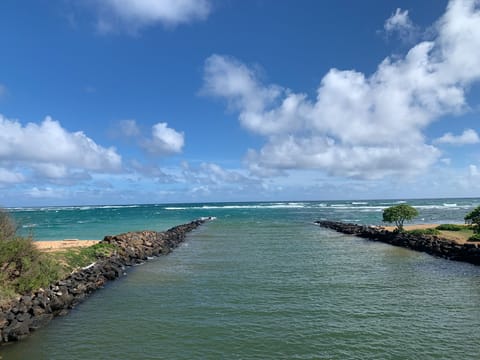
[
  {"xmin": 464, "ymin": 206, "xmax": 480, "ymax": 234},
  {"xmin": 382, "ymin": 204, "xmax": 418, "ymax": 231}
]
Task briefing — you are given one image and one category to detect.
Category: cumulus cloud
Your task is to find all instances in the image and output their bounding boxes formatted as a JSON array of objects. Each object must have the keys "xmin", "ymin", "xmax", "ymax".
[
  {"xmin": 435, "ymin": 129, "xmax": 480, "ymax": 145},
  {"xmin": 143, "ymin": 122, "xmax": 184, "ymax": 155},
  {"xmin": 113, "ymin": 119, "xmax": 184, "ymax": 156},
  {"xmin": 118, "ymin": 119, "xmax": 141, "ymax": 137},
  {"xmin": 385, "ymin": 8, "xmax": 412, "ymax": 32},
  {"xmin": 91, "ymin": 0, "xmax": 211, "ymax": 33},
  {"xmin": 384, "ymin": 8, "xmax": 418, "ymax": 43},
  {"xmin": 203, "ymin": 0, "xmax": 480, "ymax": 179},
  {"xmin": 0, "ymin": 115, "xmax": 122, "ymax": 183}
]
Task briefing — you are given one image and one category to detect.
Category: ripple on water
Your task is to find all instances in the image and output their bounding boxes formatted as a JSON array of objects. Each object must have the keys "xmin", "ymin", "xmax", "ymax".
[{"xmin": 3, "ymin": 218, "xmax": 480, "ymax": 359}]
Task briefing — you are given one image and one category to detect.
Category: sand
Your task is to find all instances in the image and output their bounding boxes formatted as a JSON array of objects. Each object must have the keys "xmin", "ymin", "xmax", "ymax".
[{"xmin": 34, "ymin": 239, "xmax": 101, "ymax": 252}]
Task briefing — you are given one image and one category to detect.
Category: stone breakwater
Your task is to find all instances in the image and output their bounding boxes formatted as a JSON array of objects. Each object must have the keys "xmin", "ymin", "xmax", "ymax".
[
  {"xmin": 316, "ymin": 221, "xmax": 480, "ymax": 266},
  {"xmin": 0, "ymin": 218, "xmax": 208, "ymax": 344}
]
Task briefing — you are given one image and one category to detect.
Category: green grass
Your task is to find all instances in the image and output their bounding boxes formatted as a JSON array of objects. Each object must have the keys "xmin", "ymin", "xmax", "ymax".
[{"xmin": 55, "ymin": 242, "xmax": 117, "ymax": 273}]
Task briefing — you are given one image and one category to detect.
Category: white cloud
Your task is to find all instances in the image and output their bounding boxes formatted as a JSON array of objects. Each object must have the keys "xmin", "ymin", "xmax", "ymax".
[
  {"xmin": 118, "ymin": 119, "xmax": 141, "ymax": 137},
  {"xmin": 179, "ymin": 161, "xmax": 263, "ymax": 200},
  {"xmin": 0, "ymin": 168, "xmax": 25, "ymax": 184},
  {"xmin": 143, "ymin": 122, "xmax": 184, "ymax": 155},
  {"xmin": 470, "ymin": 164, "xmax": 480, "ymax": 177},
  {"xmin": 182, "ymin": 161, "xmax": 259, "ymax": 186},
  {"xmin": 0, "ymin": 114, "xmax": 122, "ymax": 183},
  {"xmin": 114, "ymin": 119, "xmax": 185, "ymax": 156},
  {"xmin": 203, "ymin": 0, "xmax": 480, "ymax": 179},
  {"xmin": 435, "ymin": 129, "xmax": 480, "ymax": 144},
  {"xmin": 384, "ymin": 8, "xmax": 418, "ymax": 43},
  {"xmin": 26, "ymin": 187, "xmax": 66, "ymax": 199},
  {"xmin": 92, "ymin": 0, "xmax": 211, "ymax": 32},
  {"xmin": 129, "ymin": 159, "xmax": 178, "ymax": 183},
  {"xmin": 385, "ymin": 8, "xmax": 412, "ymax": 32}
]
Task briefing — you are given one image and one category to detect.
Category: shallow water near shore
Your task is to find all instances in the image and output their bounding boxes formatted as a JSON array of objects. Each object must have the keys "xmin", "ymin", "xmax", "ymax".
[{"xmin": 3, "ymin": 199, "xmax": 480, "ymax": 359}]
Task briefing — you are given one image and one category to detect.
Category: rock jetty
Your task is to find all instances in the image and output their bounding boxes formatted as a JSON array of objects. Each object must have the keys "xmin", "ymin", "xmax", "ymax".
[
  {"xmin": 0, "ymin": 218, "xmax": 209, "ymax": 344},
  {"xmin": 316, "ymin": 220, "xmax": 480, "ymax": 266}
]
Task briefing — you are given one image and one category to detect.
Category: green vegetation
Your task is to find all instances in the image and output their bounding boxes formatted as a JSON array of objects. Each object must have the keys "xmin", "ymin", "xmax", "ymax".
[
  {"xmin": 0, "ymin": 208, "xmax": 116, "ymax": 304},
  {"xmin": 382, "ymin": 204, "xmax": 419, "ymax": 231},
  {"xmin": 464, "ymin": 206, "xmax": 480, "ymax": 234},
  {"xmin": 55, "ymin": 243, "xmax": 117, "ymax": 273},
  {"xmin": 0, "ymin": 208, "xmax": 17, "ymax": 240},
  {"xmin": 436, "ymin": 224, "xmax": 467, "ymax": 231},
  {"xmin": 0, "ymin": 210, "xmax": 61, "ymax": 303},
  {"xmin": 0, "ymin": 238, "xmax": 61, "ymax": 295},
  {"xmin": 408, "ymin": 228, "xmax": 441, "ymax": 236},
  {"xmin": 468, "ymin": 234, "xmax": 480, "ymax": 242}
]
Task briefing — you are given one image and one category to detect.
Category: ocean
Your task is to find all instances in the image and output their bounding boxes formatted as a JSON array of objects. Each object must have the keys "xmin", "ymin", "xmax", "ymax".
[{"xmin": 2, "ymin": 198, "xmax": 480, "ymax": 359}]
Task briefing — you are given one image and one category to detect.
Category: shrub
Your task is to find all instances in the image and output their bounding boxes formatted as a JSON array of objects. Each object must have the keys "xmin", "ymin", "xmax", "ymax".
[
  {"xmin": 0, "ymin": 208, "xmax": 17, "ymax": 241},
  {"xmin": 0, "ymin": 209, "xmax": 62, "ymax": 298},
  {"xmin": 465, "ymin": 206, "xmax": 480, "ymax": 234},
  {"xmin": 408, "ymin": 228, "xmax": 441, "ymax": 236},
  {"xmin": 0, "ymin": 237, "xmax": 61, "ymax": 294},
  {"xmin": 468, "ymin": 234, "xmax": 480, "ymax": 242},
  {"xmin": 436, "ymin": 224, "xmax": 465, "ymax": 231}
]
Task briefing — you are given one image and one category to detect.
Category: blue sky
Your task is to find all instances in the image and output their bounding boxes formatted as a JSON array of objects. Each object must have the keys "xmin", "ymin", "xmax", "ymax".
[{"xmin": 0, "ymin": 0, "xmax": 479, "ymax": 206}]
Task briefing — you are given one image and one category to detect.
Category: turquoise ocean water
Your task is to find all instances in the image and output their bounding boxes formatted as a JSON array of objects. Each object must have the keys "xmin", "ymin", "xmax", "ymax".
[{"xmin": 2, "ymin": 198, "xmax": 480, "ymax": 359}]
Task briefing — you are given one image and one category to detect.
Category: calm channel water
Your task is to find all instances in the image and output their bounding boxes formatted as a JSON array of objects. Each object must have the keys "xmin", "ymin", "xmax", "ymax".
[{"xmin": 2, "ymin": 199, "xmax": 480, "ymax": 359}]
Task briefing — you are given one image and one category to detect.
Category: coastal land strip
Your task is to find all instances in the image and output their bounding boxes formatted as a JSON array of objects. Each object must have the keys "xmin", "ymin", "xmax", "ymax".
[
  {"xmin": 316, "ymin": 220, "xmax": 480, "ymax": 266},
  {"xmin": 0, "ymin": 218, "xmax": 210, "ymax": 345}
]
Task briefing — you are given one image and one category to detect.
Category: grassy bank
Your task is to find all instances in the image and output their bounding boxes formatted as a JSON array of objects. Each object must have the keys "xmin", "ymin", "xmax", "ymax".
[
  {"xmin": 51, "ymin": 242, "xmax": 117, "ymax": 273},
  {"xmin": 0, "ymin": 209, "xmax": 116, "ymax": 305}
]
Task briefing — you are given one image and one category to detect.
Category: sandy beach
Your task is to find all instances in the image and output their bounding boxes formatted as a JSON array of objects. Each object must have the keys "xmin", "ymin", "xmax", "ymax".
[{"xmin": 34, "ymin": 239, "xmax": 100, "ymax": 252}]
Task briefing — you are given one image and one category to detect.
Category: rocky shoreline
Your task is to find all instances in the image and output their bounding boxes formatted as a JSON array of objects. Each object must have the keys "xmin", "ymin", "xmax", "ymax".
[
  {"xmin": 315, "ymin": 220, "xmax": 480, "ymax": 266},
  {"xmin": 0, "ymin": 218, "xmax": 209, "ymax": 344}
]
